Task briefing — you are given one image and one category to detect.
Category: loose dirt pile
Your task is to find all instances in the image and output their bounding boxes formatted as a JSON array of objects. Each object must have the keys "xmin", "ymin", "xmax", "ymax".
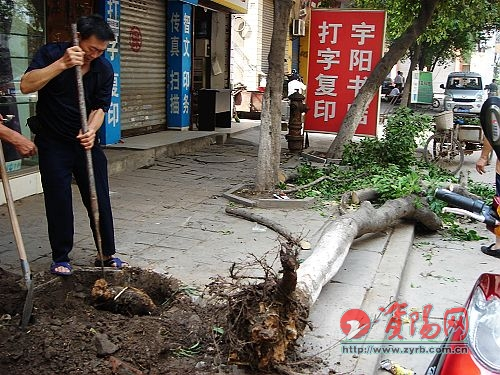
[{"xmin": 0, "ymin": 267, "xmax": 228, "ymax": 375}]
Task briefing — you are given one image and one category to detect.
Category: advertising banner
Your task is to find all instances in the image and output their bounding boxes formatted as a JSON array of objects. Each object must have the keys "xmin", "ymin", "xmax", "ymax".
[
  {"xmin": 100, "ymin": 0, "xmax": 121, "ymax": 145},
  {"xmin": 167, "ymin": 2, "xmax": 192, "ymax": 129},
  {"xmin": 304, "ymin": 9, "xmax": 386, "ymax": 136},
  {"xmin": 410, "ymin": 71, "xmax": 433, "ymax": 104}
]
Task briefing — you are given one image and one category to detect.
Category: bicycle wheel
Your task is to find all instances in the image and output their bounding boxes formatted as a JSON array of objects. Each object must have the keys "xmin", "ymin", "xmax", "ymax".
[{"xmin": 424, "ymin": 132, "xmax": 464, "ymax": 174}]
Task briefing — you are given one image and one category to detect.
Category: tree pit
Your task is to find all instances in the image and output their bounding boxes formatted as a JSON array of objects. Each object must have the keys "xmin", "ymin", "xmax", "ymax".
[{"xmin": 0, "ymin": 267, "xmax": 226, "ymax": 374}]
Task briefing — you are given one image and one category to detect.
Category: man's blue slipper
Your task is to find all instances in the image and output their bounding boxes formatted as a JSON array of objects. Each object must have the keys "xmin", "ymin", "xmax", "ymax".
[
  {"xmin": 94, "ymin": 257, "xmax": 129, "ymax": 269},
  {"xmin": 50, "ymin": 262, "xmax": 73, "ymax": 276}
]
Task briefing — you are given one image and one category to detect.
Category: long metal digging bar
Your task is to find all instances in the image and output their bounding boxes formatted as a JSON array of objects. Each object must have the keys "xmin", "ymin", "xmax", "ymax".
[
  {"xmin": 0, "ymin": 139, "xmax": 34, "ymax": 329},
  {"xmin": 71, "ymin": 23, "xmax": 105, "ymax": 279}
]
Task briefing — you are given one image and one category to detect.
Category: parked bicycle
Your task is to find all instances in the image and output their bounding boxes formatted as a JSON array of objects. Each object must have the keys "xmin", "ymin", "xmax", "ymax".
[
  {"xmin": 423, "ymin": 111, "xmax": 464, "ymax": 174},
  {"xmin": 423, "ymin": 111, "xmax": 488, "ymax": 174},
  {"xmin": 431, "ymin": 93, "xmax": 442, "ymax": 109}
]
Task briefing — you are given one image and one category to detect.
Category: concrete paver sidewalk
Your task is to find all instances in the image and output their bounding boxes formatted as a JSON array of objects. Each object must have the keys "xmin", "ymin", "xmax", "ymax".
[{"xmin": 0, "ymin": 125, "xmax": 325, "ymax": 284}]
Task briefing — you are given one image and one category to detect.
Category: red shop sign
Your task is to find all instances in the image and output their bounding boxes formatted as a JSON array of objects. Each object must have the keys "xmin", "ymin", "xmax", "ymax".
[{"xmin": 304, "ymin": 9, "xmax": 386, "ymax": 136}]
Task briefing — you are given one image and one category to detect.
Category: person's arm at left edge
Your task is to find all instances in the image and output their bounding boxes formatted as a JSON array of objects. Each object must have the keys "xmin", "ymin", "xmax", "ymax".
[{"xmin": 0, "ymin": 114, "xmax": 37, "ymax": 157}]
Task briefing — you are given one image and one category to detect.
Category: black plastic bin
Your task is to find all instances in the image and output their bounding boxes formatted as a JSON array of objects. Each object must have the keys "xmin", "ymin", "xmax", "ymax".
[{"xmin": 197, "ymin": 89, "xmax": 231, "ymax": 131}]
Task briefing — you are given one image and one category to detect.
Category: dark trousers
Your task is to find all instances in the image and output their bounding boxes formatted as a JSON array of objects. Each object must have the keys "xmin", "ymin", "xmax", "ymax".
[{"xmin": 35, "ymin": 133, "xmax": 116, "ymax": 263}]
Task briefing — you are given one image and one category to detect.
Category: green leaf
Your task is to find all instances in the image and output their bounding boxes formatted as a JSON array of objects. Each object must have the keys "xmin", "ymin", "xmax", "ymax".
[{"xmin": 213, "ymin": 326, "xmax": 224, "ymax": 335}]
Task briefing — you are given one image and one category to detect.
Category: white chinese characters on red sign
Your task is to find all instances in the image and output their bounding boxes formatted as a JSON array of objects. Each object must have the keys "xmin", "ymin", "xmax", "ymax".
[{"xmin": 305, "ymin": 10, "xmax": 386, "ymax": 136}]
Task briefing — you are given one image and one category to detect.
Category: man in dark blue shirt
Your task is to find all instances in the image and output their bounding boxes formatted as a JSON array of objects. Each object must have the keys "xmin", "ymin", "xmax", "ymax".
[{"xmin": 20, "ymin": 14, "xmax": 127, "ymax": 276}]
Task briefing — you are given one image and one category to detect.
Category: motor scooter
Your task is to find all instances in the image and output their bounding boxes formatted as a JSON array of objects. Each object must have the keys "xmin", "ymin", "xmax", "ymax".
[{"xmin": 426, "ymin": 97, "xmax": 500, "ymax": 375}]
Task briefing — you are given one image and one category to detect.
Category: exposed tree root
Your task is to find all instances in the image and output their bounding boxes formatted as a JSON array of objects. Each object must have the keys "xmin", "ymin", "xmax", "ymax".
[
  {"xmin": 91, "ymin": 278, "xmax": 157, "ymax": 316},
  {"xmin": 206, "ymin": 242, "xmax": 310, "ymax": 371}
]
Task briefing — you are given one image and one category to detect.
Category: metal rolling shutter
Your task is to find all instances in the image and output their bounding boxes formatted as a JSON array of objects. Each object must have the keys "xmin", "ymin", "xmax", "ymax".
[
  {"xmin": 120, "ymin": 0, "xmax": 166, "ymax": 135},
  {"xmin": 260, "ymin": 0, "xmax": 274, "ymax": 74}
]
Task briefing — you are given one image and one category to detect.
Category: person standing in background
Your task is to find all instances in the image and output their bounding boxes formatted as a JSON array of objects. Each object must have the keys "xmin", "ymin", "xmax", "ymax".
[
  {"xmin": 487, "ymin": 79, "xmax": 498, "ymax": 98},
  {"xmin": 394, "ymin": 71, "xmax": 404, "ymax": 91}
]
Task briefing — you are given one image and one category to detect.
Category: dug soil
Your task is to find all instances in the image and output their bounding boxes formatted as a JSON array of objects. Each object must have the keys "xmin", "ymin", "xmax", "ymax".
[{"xmin": 0, "ymin": 267, "xmax": 236, "ymax": 375}]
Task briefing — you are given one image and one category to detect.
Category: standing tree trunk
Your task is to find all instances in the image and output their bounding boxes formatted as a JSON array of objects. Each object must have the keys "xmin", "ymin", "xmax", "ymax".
[
  {"xmin": 254, "ymin": 0, "xmax": 293, "ymax": 192},
  {"xmin": 325, "ymin": 0, "xmax": 439, "ymax": 160},
  {"xmin": 400, "ymin": 42, "xmax": 421, "ymax": 107}
]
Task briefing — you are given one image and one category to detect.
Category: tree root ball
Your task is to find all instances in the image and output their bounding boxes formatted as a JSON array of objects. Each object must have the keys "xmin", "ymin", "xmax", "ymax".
[
  {"xmin": 249, "ymin": 301, "xmax": 301, "ymax": 368},
  {"xmin": 219, "ymin": 279, "xmax": 309, "ymax": 370}
]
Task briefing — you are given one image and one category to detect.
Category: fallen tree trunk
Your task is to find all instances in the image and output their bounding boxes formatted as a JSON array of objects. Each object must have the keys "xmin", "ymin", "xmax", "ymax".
[{"xmin": 296, "ymin": 195, "xmax": 441, "ymax": 306}]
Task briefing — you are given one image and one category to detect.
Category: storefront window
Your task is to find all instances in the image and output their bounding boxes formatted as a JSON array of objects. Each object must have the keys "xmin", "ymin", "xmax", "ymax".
[{"xmin": 0, "ymin": 0, "xmax": 45, "ymax": 172}]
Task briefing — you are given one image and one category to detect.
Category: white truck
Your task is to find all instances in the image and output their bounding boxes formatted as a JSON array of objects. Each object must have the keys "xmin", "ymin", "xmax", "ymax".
[{"xmin": 440, "ymin": 72, "xmax": 486, "ymax": 115}]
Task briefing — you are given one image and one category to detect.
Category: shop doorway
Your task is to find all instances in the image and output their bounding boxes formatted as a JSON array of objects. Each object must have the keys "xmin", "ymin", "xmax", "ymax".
[{"xmin": 46, "ymin": 0, "xmax": 96, "ymax": 42}]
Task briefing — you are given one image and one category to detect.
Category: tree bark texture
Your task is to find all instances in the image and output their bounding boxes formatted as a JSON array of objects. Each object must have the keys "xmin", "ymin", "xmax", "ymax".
[
  {"xmin": 400, "ymin": 42, "xmax": 421, "ymax": 107},
  {"xmin": 254, "ymin": 0, "xmax": 294, "ymax": 191},
  {"xmin": 326, "ymin": 0, "xmax": 440, "ymax": 159}
]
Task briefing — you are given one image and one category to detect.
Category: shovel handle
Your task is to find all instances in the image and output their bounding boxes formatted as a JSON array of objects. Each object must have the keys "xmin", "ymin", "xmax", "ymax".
[
  {"xmin": 0, "ymin": 139, "xmax": 34, "ymax": 329},
  {"xmin": 71, "ymin": 24, "xmax": 90, "ymax": 134},
  {"xmin": 0, "ymin": 140, "xmax": 30, "ymax": 267},
  {"xmin": 71, "ymin": 24, "xmax": 105, "ymax": 276}
]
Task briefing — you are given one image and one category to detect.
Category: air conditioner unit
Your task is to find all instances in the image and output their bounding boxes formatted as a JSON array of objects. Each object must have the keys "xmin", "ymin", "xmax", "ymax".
[{"xmin": 292, "ymin": 19, "xmax": 306, "ymax": 37}]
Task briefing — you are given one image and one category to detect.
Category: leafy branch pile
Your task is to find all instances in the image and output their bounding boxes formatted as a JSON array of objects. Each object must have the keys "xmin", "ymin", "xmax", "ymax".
[{"xmin": 291, "ymin": 107, "xmax": 494, "ymax": 240}]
